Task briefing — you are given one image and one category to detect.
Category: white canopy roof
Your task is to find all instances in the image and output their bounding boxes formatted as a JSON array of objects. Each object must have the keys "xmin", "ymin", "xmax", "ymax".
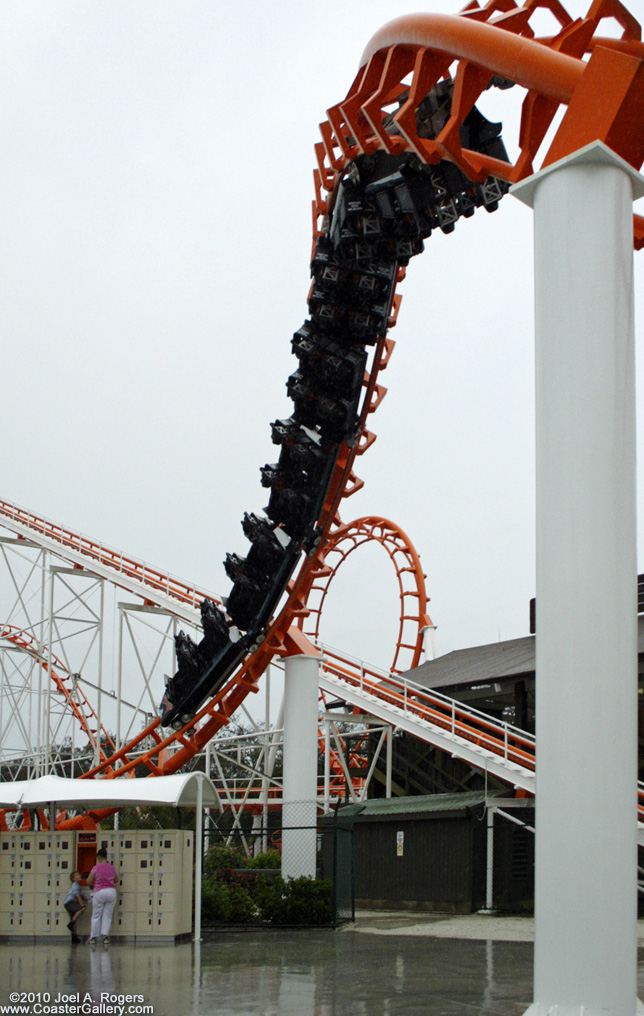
[{"xmin": 0, "ymin": 772, "xmax": 221, "ymax": 811}]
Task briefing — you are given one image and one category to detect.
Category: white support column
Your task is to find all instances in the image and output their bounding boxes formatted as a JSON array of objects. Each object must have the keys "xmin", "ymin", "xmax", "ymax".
[
  {"xmin": 485, "ymin": 806, "xmax": 494, "ymax": 913},
  {"xmin": 95, "ymin": 578, "xmax": 105, "ymax": 768},
  {"xmin": 281, "ymin": 653, "xmax": 319, "ymax": 880},
  {"xmin": 323, "ymin": 717, "xmax": 331, "ymax": 815},
  {"xmin": 513, "ymin": 142, "xmax": 644, "ymax": 1016},
  {"xmin": 194, "ymin": 775, "xmax": 203, "ymax": 943},
  {"xmin": 420, "ymin": 624, "xmax": 438, "ymax": 662},
  {"xmin": 204, "ymin": 738, "xmax": 212, "ymax": 854}
]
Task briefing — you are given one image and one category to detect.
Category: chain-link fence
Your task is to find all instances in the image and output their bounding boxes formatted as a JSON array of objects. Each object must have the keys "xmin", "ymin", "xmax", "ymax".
[{"xmin": 200, "ymin": 801, "xmax": 355, "ymax": 926}]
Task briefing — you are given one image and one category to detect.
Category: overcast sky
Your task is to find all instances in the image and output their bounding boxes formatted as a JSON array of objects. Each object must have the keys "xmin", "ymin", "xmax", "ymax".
[{"xmin": 1, "ymin": 0, "xmax": 642, "ymax": 677}]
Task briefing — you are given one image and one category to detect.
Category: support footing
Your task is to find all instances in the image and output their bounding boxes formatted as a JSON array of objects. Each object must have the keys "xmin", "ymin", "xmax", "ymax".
[{"xmin": 522, "ymin": 999, "xmax": 644, "ymax": 1016}]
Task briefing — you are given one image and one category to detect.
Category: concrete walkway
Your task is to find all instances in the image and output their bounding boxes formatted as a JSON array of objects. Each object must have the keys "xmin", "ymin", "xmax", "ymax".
[{"xmin": 345, "ymin": 909, "xmax": 644, "ymax": 943}]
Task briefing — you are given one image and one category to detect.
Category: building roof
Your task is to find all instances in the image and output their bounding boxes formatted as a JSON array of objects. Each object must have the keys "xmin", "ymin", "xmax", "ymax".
[
  {"xmin": 403, "ymin": 635, "xmax": 535, "ymax": 691},
  {"xmin": 404, "ymin": 615, "xmax": 644, "ymax": 692},
  {"xmin": 338, "ymin": 790, "xmax": 504, "ymax": 821}
]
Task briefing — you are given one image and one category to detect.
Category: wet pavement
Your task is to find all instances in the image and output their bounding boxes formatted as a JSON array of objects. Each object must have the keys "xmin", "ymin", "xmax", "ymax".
[{"xmin": 1, "ymin": 917, "xmax": 644, "ymax": 1016}]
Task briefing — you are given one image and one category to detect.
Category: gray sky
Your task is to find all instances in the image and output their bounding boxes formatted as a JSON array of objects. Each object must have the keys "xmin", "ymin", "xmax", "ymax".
[{"xmin": 1, "ymin": 0, "xmax": 642, "ymax": 674}]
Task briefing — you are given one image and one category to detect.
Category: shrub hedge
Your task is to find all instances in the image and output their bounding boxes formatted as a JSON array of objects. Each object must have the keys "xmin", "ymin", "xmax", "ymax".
[{"xmin": 201, "ymin": 847, "xmax": 332, "ymax": 926}]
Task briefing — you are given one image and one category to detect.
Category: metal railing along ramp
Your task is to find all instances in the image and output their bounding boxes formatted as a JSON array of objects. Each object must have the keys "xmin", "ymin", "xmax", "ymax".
[
  {"xmin": 0, "ymin": 497, "xmax": 218, "ymax": 624},
  {"xmin": 317, "ymin": 643, "xmax": 536, "ymax": 793},
  {"xmin": 317, "ymin": 643, "xmax": 644, "ymax": 830}
]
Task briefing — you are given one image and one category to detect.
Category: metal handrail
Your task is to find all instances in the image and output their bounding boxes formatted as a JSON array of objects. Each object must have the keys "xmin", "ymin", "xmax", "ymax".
[
  {"xmin": 316, "ymin": 641, "xmax": 535, "ymax": 772},
  {"xmin": 0, "ymin": 496, "xmax": 221, "ymax": 612}
]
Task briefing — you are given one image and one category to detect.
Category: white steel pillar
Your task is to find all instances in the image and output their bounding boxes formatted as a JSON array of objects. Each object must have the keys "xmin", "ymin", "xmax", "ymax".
[
  {"xmin": 420, "ymin": 623, "xmax": 437, "ymax": 662},
  {"xmin": 194, "ymin": 775, "xmax": 203, "ymax": 943},
  {"xmin": 513, "ymin": 142, "xmax": 644, "ymax": 1016},
  {"xmin": 281, "ymin": 653, "xmax": 319, "ymax": 880}
]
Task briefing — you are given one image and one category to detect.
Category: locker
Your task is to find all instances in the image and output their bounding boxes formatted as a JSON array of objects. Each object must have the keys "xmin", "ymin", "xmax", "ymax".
[
  {"xmin": 0, "ymin": 891, "xmax": 15, "ymax": 912},
  {"xmin": 15, "ymin": 910, "xmax": 34, "ymax": 932},
  {"xmin": 156, "ymin": 852, "xmax": 175, "ymax": 873},
  {"xmin": 154, "ymin": 909, "xmax": 177, "ymax": 934},
  {"xmin": 115, "ymin": 909, "xmax": 135, "ymax": 934},
  {"xmin": 77, "ymin": 831, "xmax": 96, "ymax": 876},
  {"xmin": 117, "ymin": 853, "xmax": 136, "ymax": 874},
  {"xmin": 17, "ymin": 894, "xmax": 36, "ymax": 913},
  {"xmin": 136, "ymin": 891, "xmax": 153, "ymax": 911},
  {"xmin": 34, "ymin": 841, "xmax": 51, "ymax": 873},
  {"xmin": 0, "ymin": 851, "xmax": 16, "ymax": 871},
  {"xmin": 33, "ymin": 908, "xmax": 52, "ymax": 934},
  {"xmin": 0, "ymin": 826, "xmax": 192, "ymax": 940},
  {"xmin": 134, "ymin": 911, "xmax": 154, "ymax": 935}
]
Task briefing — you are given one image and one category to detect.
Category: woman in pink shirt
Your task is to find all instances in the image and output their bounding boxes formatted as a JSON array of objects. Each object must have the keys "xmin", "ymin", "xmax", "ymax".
[{"xmin": 87, "ymin": 848, "xmax": 119, "ymax": 945}]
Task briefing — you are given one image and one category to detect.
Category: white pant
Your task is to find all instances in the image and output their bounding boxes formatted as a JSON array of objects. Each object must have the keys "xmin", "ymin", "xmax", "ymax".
[{"xmin": 90, "ymin": 887, "xmax": 117, "ymax": 939}]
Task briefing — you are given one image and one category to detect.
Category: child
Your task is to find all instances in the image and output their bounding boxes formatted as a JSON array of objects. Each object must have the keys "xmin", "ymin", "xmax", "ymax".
[{"xmin": 63, "ymin": 870, "xmax": 86, "ymax": 944}]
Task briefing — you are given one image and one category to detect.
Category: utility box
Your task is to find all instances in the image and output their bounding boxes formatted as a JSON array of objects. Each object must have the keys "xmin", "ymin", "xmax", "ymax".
[{"xmin": 0, "ymin": 828, "xmax": 194, "ymax": 942}]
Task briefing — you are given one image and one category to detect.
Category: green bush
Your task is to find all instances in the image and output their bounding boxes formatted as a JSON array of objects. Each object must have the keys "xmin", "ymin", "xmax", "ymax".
[
  {"xmin": 203, "ymin": 845, "xmax": 248, "ymax": 875},
  {"xmin": 201, "ymin": 873, "xmax": 256, "ymax": 923},
  {"xmin": 201, "ymin": 876, "xmax": 230, "ymax": 922},
  {"xmin": 255, "ymin": 875, "xmax": 333, "ymax": 926},
  {"xmin": 247, "ymin": 849, "xmax": 281, "ymax": 870},
  {"xmin": 251, "ymin": 874, "xmax": 282, "ymax": 918},
  {"xmin": 200, "ymin": 848, "xmax": 333, "ymax": 926}
]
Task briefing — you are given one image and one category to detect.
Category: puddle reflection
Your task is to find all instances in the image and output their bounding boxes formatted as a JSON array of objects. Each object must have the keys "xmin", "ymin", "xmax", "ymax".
[{"xmin": 3, "ymin": 933, "xmax": 642, "ymax": 1016}]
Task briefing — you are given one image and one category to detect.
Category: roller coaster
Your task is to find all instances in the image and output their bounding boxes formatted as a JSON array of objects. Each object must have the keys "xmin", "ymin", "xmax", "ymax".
[{"xmin": 2, "ymin": 0, "xmax": 644, "ymax": 829}]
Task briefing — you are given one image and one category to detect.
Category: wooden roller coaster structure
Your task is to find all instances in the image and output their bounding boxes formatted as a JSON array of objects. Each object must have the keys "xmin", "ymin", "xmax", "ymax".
[{"xmin": 2, "ymin": 0, "xmax": 644, "ymax": 829}]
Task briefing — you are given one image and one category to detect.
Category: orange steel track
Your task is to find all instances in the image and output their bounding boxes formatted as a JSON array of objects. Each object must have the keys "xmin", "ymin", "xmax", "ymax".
[
  {"xmin": 3, "ymin": 0, "xmax": 644, "ymax": 828},
  {"xmin": 301, "ymin": 516, "xmax": 433, "ymax": 675}
]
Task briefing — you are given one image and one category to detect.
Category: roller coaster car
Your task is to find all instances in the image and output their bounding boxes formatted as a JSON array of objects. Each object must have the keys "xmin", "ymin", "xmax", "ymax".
[
  {"xmin": 175, "ymin": 629, "xmax": 201, "ymax": 681},
  {"xmin": 226, "ymin": 514, "xmax": 294, "ymax": 583},
  {"xmin": 157, "ymin": 70, "xmax": 519, "ymax": 736},
  {"xmin": 265, "ymin": 485, "xmax": 316, "ymax": 539},
  {"xmin": 288, "ymin": 373, "xmax": 360, "ymax": 443},
  {"xmin": 331, "ymin": 81, "xmax": 510, "ymax": 251},
  {"xmin": 225, "ymin": 571, "xmax": 273, "ymax": 631},
  {"xmin": 292, "ymin": 329, "xmax": 367, "ymax": 398},
  {"xmin": 261, "ymin": 440, "xmax": 330, "ymax": 495},
  {"xmin": 242, "ymin": 512, "xmax": 294, "ymax": 573},
  {"xmin": 226, "ymin": 533, "xmax": 301, "ymax": 633},
  {"xmin": 159, "ymin": 635, "xmax": 251, "ymax": 729},
  {"xmin": 198, "ymin": 598, "xmax": 230, "ymax": 657},
  {"xmin": 225, "ymin": 515, "xmax": 300, "ymax": 631},
  {"xmin": 270, "ymin": 416, "xmax": 319, "ymax": 447},
  {"xmin": 279, "ymin": 438, "xmax": 329, "ymax": 480}
]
